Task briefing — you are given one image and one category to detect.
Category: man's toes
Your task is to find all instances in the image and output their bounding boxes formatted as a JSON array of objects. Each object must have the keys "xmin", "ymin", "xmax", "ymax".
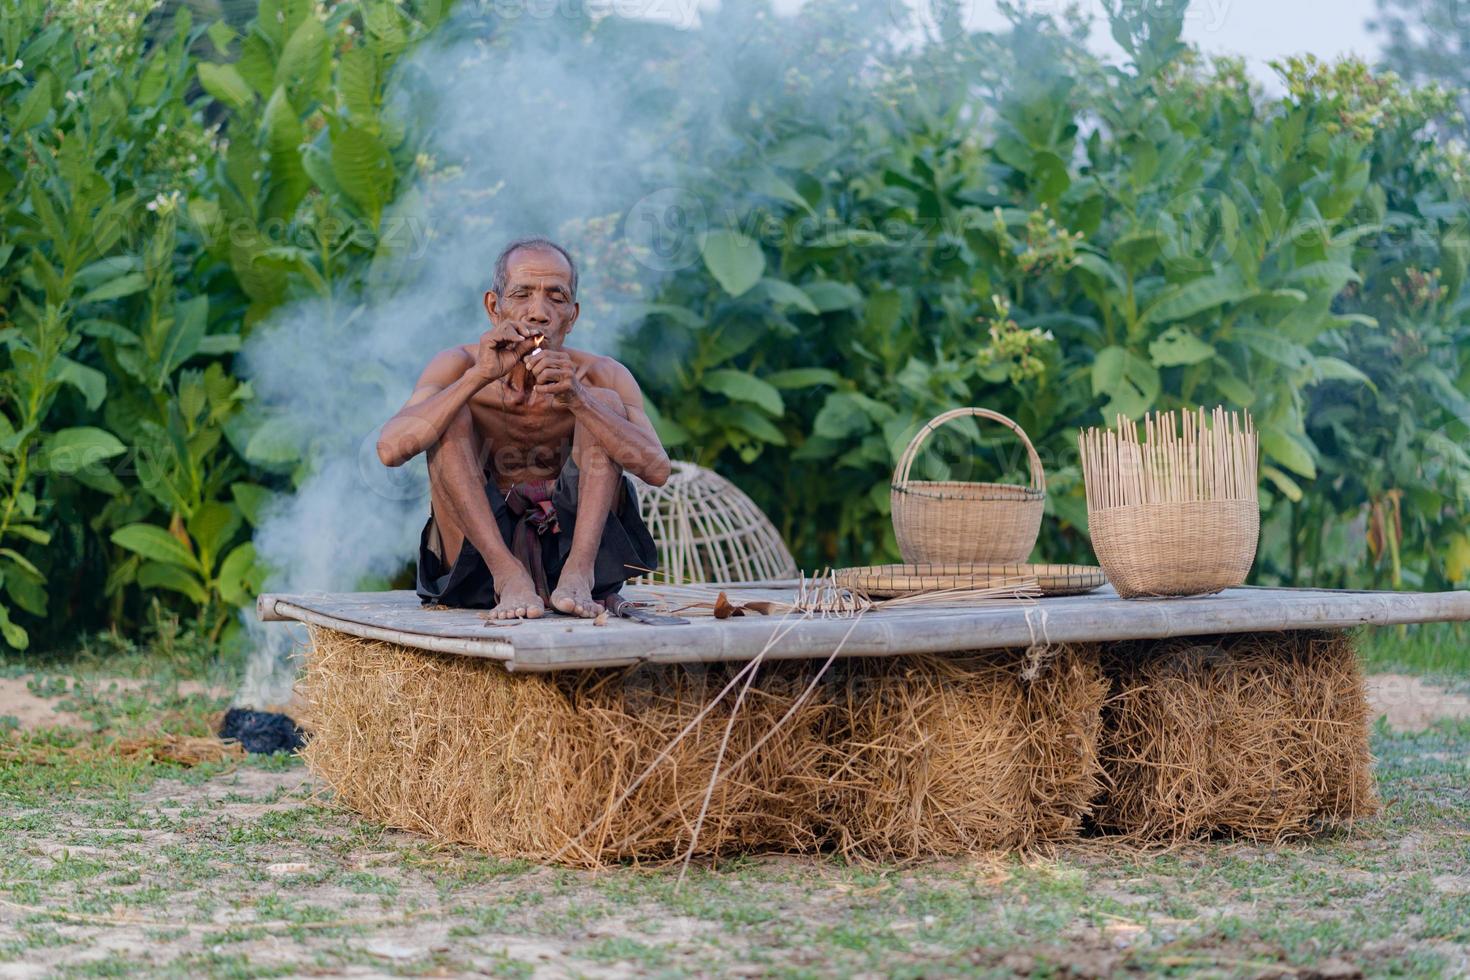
[{"xmin": 525, "ymin": 604, "xmax": 544, "ymax": 619}]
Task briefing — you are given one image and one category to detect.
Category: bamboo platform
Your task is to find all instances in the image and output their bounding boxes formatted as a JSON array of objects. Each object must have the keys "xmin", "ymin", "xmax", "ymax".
[{"xmin": 257, "ymin": 583, "xmax": 1470, "ymax": 673}]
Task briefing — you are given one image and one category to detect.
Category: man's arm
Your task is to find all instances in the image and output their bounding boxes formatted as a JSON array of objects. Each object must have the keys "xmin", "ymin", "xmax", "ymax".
[
  {"xmin": 531, "ymin": 355, "xmax": 670, "ymax": 485},
  {"xmin": 377, "ymin": 321, "xmax": 540, "ymax": 467}
]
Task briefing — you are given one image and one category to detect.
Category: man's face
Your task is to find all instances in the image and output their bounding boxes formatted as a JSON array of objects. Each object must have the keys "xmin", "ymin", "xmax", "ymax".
[{"xmin": 484, "ymin": 247, "xmax": 579, "ymax": 349}]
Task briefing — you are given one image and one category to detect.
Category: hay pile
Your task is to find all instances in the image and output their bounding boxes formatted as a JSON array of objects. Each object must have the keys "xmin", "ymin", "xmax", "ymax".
[
  {"xmin": 1096, "ymin": 631, "xmax": 1377, "ymax": 842},
  {"xmin": 824, "ymin": 648, "xmax": 1107, "ymax": 858},
  {"xmin": 300, "ymin": 627, "xmax": 1108, "ymax": 866}
]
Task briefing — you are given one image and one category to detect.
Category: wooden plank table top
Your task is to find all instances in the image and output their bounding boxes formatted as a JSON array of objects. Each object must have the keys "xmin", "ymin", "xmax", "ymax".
[{"xmin": 256, "ymin": 583, "xmax": 1470, "ymax": 673}]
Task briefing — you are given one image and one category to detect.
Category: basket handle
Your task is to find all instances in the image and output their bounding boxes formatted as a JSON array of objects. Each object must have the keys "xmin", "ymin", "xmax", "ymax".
[{"xmin": 892, "ymin": 407, "xmax": 1046, "ymax": 493}]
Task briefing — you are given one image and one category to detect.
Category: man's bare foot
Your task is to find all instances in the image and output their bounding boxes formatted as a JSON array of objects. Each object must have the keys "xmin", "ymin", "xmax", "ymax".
[
  {"xmin": 487, "ymin": 565, "xmax": 544, "ymax": 620},
  {"xmin": 551, "ymin": 569, "xmax": 602, "ymax": 618}
]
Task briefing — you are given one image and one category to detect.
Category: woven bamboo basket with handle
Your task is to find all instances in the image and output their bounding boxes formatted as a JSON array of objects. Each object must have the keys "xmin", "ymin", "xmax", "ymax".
[{"xmin": 891, "ymin": 407, "xmax": 1046, "ymax": 564}]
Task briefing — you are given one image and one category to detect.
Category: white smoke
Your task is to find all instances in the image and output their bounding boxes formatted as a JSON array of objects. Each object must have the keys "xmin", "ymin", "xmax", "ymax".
[{"xmin": 234, "ymin": 1, "xmax": 905, "ymax": 705}]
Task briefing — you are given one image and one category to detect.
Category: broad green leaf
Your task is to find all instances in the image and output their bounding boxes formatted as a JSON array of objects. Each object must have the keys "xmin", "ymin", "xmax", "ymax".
[
  {"xmin": 75, "ymin": 255, "xmax": 141, "ymax": 291},
  {"xmin": 5, "ymin": 525, "xmax": 50, "ymax": 546},
  {"xmin": 701, "ymin": 230, "xmax": 764, "ymax": 297},
  {"xmin": 111, "ymin": 524, "xmax": 198, "ymax": 571},
  {"xmin": 242, "ymin": 417, "xmax": 301, "ymax": 466},
  {"xmin": 1141, "ymin": 272, "xmax": 1254, "ymax": 326},
  {"xmin": 749, "ymin": 169, "xmax": 815, "ymax": 215},
  {"xmin": 1072, "ymin": 251, "xmax": 1127, "ymax": 294},
  {"xmin": 1232, "ymin": 326, "xmax": 1312, "ymax": 371},
  {"xmin": 331, "ymin": 123, "xmax": 393, "ymax": 223},
  {"xmin": 0, "ymin": 549, "xmax": 40, "ymax": 578},
  {"xmin": 52, "ymin": 357, "xmax": 107, "ymax": 410},
  {"xmin": 866, "ymin": 290, "xmax": 903, "ymax": 333},
  {"xmin": 187, "ymin": 501, "xmax": 242, "ymax": 566},
  {"xmin": 231, "ymin": 483, "xmax": 276, "ymax": 526},
  {"xmin": 1281, "ymin": 261, "xmax": 1359, "ymax": 292},
  {"xmin": 13, "ymin": 74, "xmax": 51, "ymax": 130},
  {"xmin": 197, "ymin": 62, "xmax": 254, "ymax": 111},
  {"xmin": 262, "ymin": 86, "xmax": 308, "ymax": 212},
  {"xmin": 363, "ymin": 2, "xmax": 408, "ymax": 54},
  {"xmin": 813, "ymin": 392, "xmax": 872, "ymax": 439},
  {"xmin": 1112, "ymin": 229, "xmax": 1164, "ymax": 272},
  {"xmin": 4, "ymin": 566, "xmax": 46, "ymax": 617},
  {"xmin": 218, "ymin": 542, "xmax": 265, "ymax": 607},
  {"xmin": 807, "ymin": 229, "xmax": 890, "ymax": 248},
  {"xmin": 1212, "ymin": 370, "xmax": 1256, "ymax": 407},
  {"xmin": 339, "ymin": 47, "xmax": 378, "ymax": 115},
  {"xmin": 801, "ymin": 281, "xmax": 863, "ymax": 312},
  {"xmin": 197, "ymin": 334, "xmax": 242, "ymax": 355},
  {"xmin": 629, "ymin": 303, "xmax": 703, "ymax": 329},
  {"xmin": 758, "ymin": 278, "xmax": 819, "ymax": 315},
  {"xmin": 42, "ymin": 427, "xmax": 127, "ymax": 475},
  {"xmin": 1446, "ymin": 533, "xmax": 1470, "ymax": 585},
  {"xmin": 78, "ymin": 273, "xmax": 147, "ymax": 305},
  {"xmin": 137, "ymin": 52, "xmax": 168, "ymax": 104},
  {"xmin": 159, "ymin": 295, "xmax": 207, "ymax": 379},
  {"xmin": 138, "ymin": 562, "xmax": 210, "ymax": 604},
  {"xmin": 700, "ymin": 369, "xmax": 784, "ymax": 416},
  {"xmin": 71, "ymin": 464, "xmax": 125, "ymax": 495},
  {"xmin": 719, "ymin": 405, "xmax": 786, "ymax": 446},
  {"xmin": 236, "ymin": 33, "xmax": 276, "ymax": 95},
  {"xmin": 1414, "ymin": 363, "xmax": 1470, "ymax": 424},
  {"xmin": 641, "ymin": 399, "xmax": 690, "ymax": 447},
  {"xmin": 1031, "ymin": 150, "xmax": 1070, "ymax": 202},
  {"xmin": 765, "ymin": 133, "xmax": 836, "ymax": 169},
  {"xmin": 1261, "ymin": 464, "xmax": 1303, "ymax": 502},
  {"xmin": 1311, "ymin": 356, "xmax": 1373, "ymax": 388},
  {"xmin": 275, "ymin": 14, "xmax": 327, "ymax": 91},
  {"xmin": 766, "ymin": 368, "xmax": 842, "ymax": 389},
  {"xmin": 0, "ymin": 603, "xmax": 28, "ymax": 650},
  {"xmin": 1091, "ymin": 345, "xmax": 1159, "ymax": 420},
  {"xmin": 1148, "ymin": 326, "xmax": 1216, "ymax": 366},
  {"xmin": 206, "ymin": 20, "xmax": 236, "ymax": 53},
  {"xmin": 1260, "ymin": 426, "xmax": 1317, "ymax": 480}
]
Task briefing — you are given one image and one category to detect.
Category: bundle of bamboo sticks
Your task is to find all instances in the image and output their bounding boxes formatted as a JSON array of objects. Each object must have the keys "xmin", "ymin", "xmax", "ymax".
[{"xmin": 1079, "ymin": 407, "xmax": 1258, "ymax": 511}]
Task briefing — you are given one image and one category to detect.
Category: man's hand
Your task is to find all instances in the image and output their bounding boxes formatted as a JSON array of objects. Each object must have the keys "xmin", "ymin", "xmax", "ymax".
[
  {"xmin": 525, "ymin": 349, "xmax": 582, "ymax": 408},
  {"xmin": 471, "ymin": 320, "xmax": 542, "ymax": 385}
]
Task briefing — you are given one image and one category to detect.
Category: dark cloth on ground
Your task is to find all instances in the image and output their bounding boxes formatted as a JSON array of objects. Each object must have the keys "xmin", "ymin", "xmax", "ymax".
[
  {"xmin": 415, "ymin": 458, "xmax": 658, "ymax": 609},
  {"xmin": 219, "ymin": 708, "xmax": 306, "ymax": 755}
]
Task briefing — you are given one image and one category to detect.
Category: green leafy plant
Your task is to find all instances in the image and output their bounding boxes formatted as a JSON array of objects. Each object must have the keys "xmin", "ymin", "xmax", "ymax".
[{"xmin": 622, "ymin": 2, "xmax": 1470, "ymax": 585}]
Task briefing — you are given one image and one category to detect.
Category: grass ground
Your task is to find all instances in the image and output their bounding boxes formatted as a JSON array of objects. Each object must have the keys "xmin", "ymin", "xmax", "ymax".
[{"xmin": 0, "ymin": 623, "xmax": 1466, "ymax": 979}]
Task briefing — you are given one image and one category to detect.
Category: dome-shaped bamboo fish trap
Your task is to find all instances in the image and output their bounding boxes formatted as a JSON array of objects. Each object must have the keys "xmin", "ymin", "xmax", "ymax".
[{"xmin": 628, "ymin": 461, "xmax": 798, "ymax": 584}]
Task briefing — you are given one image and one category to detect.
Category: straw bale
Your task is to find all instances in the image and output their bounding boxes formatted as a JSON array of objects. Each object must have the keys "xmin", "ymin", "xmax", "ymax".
[
  {"xmin": 299, "ymin": 627, "xmax": 1107, "ymax": 866},
  {"xmin": 1096, "ymin": 630, "xmax": 1377, "ymax": 842},
  {"xmin": 823, "ymin": 646, "xmax": 1109, "ymax": 859}
]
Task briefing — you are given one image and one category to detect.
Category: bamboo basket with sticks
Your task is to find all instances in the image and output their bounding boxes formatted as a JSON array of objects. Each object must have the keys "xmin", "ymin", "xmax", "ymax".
[
  {"xmin": 627, "ymin": 461, "xmax": 798, "ymax": 584},
  {"xmin": 1078, "ymin": 407, "xmax": 1259, "ymax": 598},
  {"xmin": 891, "ymin": 408, "xmax": 1046, "ymax": 564}
]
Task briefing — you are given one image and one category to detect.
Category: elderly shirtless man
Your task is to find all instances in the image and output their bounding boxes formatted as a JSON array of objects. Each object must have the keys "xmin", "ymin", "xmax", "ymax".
[{"xmin": 377, "ymin": 238, "xmax": 668, "ymax": 619}]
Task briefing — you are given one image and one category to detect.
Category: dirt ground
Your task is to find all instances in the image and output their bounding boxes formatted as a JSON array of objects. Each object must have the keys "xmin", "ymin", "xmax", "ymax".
[
  {"xmin": 1362, "ymin": 673, "xmax": 1470, "ymax": 731},
  {"xmin": 0, "ymin": 675, "xmax": 231, "ymax": 733},
  {"xmin": 1, "ymin": 665, "xmax": 1468, "ymax": 978}
]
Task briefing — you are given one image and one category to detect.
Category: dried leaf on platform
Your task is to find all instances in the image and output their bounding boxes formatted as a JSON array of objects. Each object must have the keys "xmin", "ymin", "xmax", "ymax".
[{"xmin": 712, "ymin": 592, "xmax": 743, "ymax": 619}]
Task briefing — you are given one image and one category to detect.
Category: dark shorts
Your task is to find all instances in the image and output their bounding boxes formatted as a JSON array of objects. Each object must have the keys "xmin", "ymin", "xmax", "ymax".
[{"xmin": 415, "ymin": 459, "xmax": 659, "ymax": 609}]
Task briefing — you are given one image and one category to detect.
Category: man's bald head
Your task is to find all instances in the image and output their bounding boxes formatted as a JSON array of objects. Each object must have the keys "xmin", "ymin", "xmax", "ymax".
[{"xmin": 491, "ymin": 237, "xmax": 578, "ymax": 300}]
